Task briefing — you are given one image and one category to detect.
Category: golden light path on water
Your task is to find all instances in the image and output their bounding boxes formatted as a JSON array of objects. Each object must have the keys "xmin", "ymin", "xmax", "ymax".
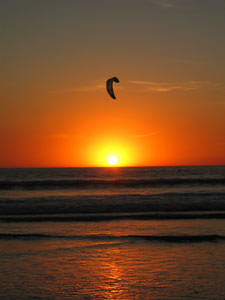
[{"xmin": 1, "ymin": 218, "xmax": 225, "ymax": 298}]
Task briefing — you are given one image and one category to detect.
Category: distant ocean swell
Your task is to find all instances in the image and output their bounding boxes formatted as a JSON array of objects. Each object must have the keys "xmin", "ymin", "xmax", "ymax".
[
  {"xmin": 1, "ymin": 212, "xmax": 225, "ymax": 223},
  {"xmin": 0, "ymin": 177, "xmax": 224, "ymax": 190},
  {"xmin": 0, "ymin": 233, "xmax": 225, "ymax": 243},
  {"xmin": 1, "ymin": 192, "xmax": 225, "ymax": 216}
]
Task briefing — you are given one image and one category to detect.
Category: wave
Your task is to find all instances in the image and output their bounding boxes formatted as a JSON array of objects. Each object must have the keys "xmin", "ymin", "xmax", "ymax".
[
  {"xmin": 1, "ymin": 191, "xmax": 225, "ymax": 217},
  {"xmin": 1, "ymin": 211, "xmax": 225, "ymax": 222},
  {"xmin": 0, "ymin": 177, "xmax": 224, "ymax": 190},
  {"xmin": 0, "ymin": 232, "xmax": 225, "ymax": 243}
]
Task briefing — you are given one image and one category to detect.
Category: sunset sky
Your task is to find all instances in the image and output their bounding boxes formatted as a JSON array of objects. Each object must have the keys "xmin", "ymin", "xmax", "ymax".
[{"xmin": 1, "ymin": 0, "xmax": 225, "ymax": 167}]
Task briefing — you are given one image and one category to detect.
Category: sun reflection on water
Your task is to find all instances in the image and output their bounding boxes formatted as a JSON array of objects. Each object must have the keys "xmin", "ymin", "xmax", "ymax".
[{"xmin": 98, "ymin": 247, "xmax": 130, "ymax": 300}]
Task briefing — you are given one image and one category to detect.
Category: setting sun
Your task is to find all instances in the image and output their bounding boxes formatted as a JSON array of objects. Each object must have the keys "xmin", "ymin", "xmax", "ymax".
[
  {"xmin": 107, "ymin": 155, "xmax": 118, "ymax": 166},
  {"xmin": 87, "ymin": 137, "xmax": 137, "ymax": 167}
]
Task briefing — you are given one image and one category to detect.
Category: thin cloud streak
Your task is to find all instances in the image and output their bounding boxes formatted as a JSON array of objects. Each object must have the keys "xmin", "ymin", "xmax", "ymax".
[
  {"xmin": 151, "ymin": 0, "xmax": 175, "ymax": 9},
  {"xmin": 49, "ymin": 134, "xmax": 84, "ymax": 140},
  {"xmin": 129, "ymin": 80, "xmax": 219, "ymax": 92},
  {"xmin": 49, "ymin": 84, "xmax": 104, "ymax": 94},
  {"xmin": 131, "ymin": 132, "xmax": 158, "ymax": 139}
]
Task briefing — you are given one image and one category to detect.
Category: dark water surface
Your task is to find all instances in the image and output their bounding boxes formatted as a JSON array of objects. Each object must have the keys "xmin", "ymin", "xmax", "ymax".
[{"xmin": 0, "ymin": 166, "xmax": 225, "ymax": 299}]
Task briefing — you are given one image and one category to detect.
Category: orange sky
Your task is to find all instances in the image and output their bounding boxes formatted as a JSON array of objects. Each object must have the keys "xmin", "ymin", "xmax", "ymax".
[{"xmin": 1, "ymin": 0, "xmax": 225, "ymax": 167}]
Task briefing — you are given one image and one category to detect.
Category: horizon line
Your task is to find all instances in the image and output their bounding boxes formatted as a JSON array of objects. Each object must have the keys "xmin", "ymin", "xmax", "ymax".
[{"xmin": 0, "ymin": 164, "xmax": 225, "ymax": 169}]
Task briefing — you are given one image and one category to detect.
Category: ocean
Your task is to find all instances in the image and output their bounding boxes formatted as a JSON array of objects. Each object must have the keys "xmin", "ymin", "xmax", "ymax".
[{"xmin": 0, "ymin": 166, "xmax": 225, "ymax": 299}]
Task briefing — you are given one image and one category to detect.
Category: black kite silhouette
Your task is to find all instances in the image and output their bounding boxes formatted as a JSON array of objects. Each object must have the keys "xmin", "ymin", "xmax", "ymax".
[{"xmin": 106, "ymin": 77, "xmax": 120, "ymax": 99}]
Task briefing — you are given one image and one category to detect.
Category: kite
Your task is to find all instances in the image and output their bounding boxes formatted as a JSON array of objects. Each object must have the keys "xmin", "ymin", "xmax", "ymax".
[{"xmin": 106, "ymin": 77, "xmax": 120, "ymax": 100}]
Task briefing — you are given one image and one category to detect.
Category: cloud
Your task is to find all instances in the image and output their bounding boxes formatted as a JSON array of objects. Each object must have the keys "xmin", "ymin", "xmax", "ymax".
[
  {"xmin": 173, "ymin": 58, "xmax": 206, "ymax": 65},
  {"xmin": 49, "ymin": 83, "xmax": 104, "ymax": 94},
  {"xmin": 49, "ymin": 134, "xmax": 84, "ymax": 140},
  {"xmin": 151, "ymin": 0, "xmax": 175, "ymax": 9},
  {"xmin": 129, "ymin": 80, "xmax": 215, "ymax": 93},
  {"xmin": 131, "ymin": 132, "xmax": 158, "ymax": 139}
]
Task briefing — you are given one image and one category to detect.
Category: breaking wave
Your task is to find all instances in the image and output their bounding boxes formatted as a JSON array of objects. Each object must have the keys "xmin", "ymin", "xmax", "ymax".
[
  {"xmin": 0, "ymin": 233, "xmax": 225, "ymax": 243},
  {"xmin": 0, "ymin": 177, "xmax": 224, "ymax": 190}
]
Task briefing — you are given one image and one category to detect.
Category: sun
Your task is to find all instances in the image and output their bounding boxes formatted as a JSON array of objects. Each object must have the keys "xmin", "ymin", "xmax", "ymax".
[
  {"xmin": 107, "ymin": 155, "xmax": 118, "ymax": 166},
  {"xmin": 89, "ymin": 138, "xmax": 136, "ymax": 167}
]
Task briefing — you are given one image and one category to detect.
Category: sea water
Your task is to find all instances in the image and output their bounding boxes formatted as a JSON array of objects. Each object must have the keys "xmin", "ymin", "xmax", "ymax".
[{"xmin": 0, "ymin": 166, "xmax": 225, "ymax": 299}]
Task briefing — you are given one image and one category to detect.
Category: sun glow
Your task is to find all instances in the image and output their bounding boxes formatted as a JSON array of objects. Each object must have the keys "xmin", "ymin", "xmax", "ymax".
[
  {"xmin": 107, "ymin": 155, "xmax": 118, "ymax": 166},
  {"xmin": 87, "ymin": 137, "xmax": 137, "ymax": 167}
]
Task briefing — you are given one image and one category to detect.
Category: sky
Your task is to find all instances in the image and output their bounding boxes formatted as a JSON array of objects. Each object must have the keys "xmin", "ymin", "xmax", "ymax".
[{"xmin": 1, "ymin": 0, "xmax": 225, "ymax": 167}]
